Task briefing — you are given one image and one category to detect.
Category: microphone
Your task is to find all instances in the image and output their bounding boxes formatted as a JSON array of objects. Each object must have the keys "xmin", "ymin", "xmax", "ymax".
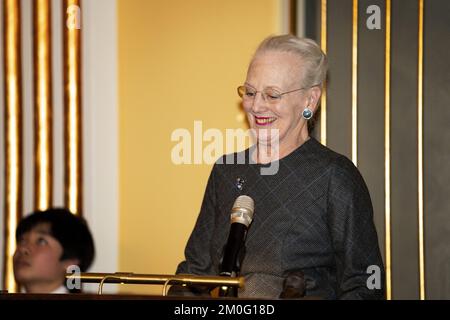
[{"xmin": 219, "ymin": 195, "xmax": 254, "ymax": 297}]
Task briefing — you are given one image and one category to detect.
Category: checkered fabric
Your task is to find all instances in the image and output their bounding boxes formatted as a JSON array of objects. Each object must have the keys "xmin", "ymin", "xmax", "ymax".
[{"xmin": 174, "ymin": 138, "xmax": 385, "ymax": 299}]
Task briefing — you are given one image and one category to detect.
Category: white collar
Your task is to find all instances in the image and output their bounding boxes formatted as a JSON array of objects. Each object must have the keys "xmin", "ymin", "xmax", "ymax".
[
  {"xmin": 50, "ymin": 285, "xmax": 69, "ymax": 294},
  {"xmin": 22, "ymin": 284, "xmax": 69, "ymax": 294}
]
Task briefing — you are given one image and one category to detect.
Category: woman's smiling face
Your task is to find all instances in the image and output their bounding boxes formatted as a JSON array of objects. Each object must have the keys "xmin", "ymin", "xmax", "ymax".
[{"xmin": 243, "ymin": 50, "xmax": 312, "ymax": 152}]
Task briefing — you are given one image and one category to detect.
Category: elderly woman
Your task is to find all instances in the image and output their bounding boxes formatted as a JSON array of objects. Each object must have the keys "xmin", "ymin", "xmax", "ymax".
[{"xmin": 173, "ymin": 34, "xmax": 385, "ymax": 299}]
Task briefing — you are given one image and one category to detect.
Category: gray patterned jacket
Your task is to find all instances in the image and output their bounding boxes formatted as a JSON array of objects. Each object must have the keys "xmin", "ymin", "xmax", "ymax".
[{"xmin": 174, "ymin": 138, "xmax": 385, "ymax": 299}]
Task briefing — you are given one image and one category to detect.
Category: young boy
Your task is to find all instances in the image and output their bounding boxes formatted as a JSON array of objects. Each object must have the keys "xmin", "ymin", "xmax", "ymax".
[{"xmin": 13, "ymin": 208, "xmax": 95, "ymax": 293}]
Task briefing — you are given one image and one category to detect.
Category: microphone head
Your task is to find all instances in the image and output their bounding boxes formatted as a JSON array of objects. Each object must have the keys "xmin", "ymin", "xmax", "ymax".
[{"xmin": 230, "ymin": 195, "xmax": 255, "ymax": 227}]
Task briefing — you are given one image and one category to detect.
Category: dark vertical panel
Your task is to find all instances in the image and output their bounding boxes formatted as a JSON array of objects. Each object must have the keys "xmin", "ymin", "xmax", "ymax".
[
  {"xmin": 326, "ymin": 0, "xmax": 352, "ymax": 159},
  {"xmin": 304, "ymin": 0, "xmax": 450, "ymax": 299},
  {"xmin": 289, "ymin": 0, "xmax": 297, "ymax": 35},
  {"xmin": 305, "ymin": 0, "xmax": 318, "ymax": 40},
  {"xmin": 424, "ymin": 0, "xmax": 450, "ymax": 300},
  {"xmin": 391, "ymin": 0, "xmax": 419, "ymax": 300},
  {"xmin": 306, "ymin": 0, "xmax": 322, "ymax": 141},
  {"xmin": 357, "ymin": 0, "xmax": 386, "ymax": 267}
]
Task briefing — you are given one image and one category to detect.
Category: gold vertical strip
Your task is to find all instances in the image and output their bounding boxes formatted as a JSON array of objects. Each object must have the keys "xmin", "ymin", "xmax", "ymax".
[
  {"xmin": 320, "ymin": 0, "xmax": 327, "ymax": 145},
  {"xmin": 417, "ymin": 0, "xmax": 425, "ymax": 300},
  {"xmin": 63, "ymin": 0, "xmax": 82, "ymax": 215},
  {"xmin": 2, "ymin": 0, "xmax": 22, "ymax": 293},
  {"xmin": 351, "ymin": 0, "xmax": 358, "ymax": 165},
  {"xmin": 34, "ymin": 0, "xmax": 53, "ymax": 211},
  {"xmin": 384, "ymin": 0, "xmax": 392, "ymax": 300}
]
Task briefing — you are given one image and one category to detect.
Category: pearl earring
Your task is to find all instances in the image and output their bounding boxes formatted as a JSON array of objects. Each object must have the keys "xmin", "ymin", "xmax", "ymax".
[{"xmin": 302, "ymin": 107, "xmax": 313, "ymax": 120}]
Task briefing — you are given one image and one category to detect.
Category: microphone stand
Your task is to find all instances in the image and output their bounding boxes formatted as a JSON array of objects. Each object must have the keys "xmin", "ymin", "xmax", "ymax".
[
  {"xmin": 218, "ymin": 246, "xmax": 245, "ymax": 298},
  {"xmin": 218, "ymin": 274, "xmax": 239, "ymax": 297}
]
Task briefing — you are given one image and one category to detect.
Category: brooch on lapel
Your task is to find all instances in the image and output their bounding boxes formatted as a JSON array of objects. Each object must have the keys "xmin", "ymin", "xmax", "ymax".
[{"xmin": 235, "ymin": 177, "xmax": 245, "ymax": 191}]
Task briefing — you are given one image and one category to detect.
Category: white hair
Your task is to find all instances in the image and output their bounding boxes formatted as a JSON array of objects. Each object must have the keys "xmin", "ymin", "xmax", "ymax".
[{"xmin": 252, "ymin": 34, "xmax": 328, "ymax": 88}]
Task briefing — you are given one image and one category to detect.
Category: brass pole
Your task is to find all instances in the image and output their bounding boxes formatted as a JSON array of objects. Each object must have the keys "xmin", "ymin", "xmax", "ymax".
[
  {"xmin": 68, "ymin": 272, "xmax": 245, "ymax": 287},
  {"xmin": 33, "ymin": 0, "xmax": 53, "ymax": 211},
  {"xmin": 63, "ymin": 0, "xmax": 82, "ymax": 215},
  {"xmin": 66, "ymin": 272, "xmax": 245, "ymax": 296},
  {"xmin": 351, "ymin": 0, "xmax": 358, "ymax": 165},
  {"xmin": 384, "ymin": 0, "xmax": 392, "ymax": 300},
  {"xmin": 417, "ymin": 0, "xmax": 425, "ymax": 300},
  {"xmin": 320, "ymin": 0, "xmax": 327, "ymax": 145},
  {"xmin": 2, "ymin": 0, "xmax": 23, "ymax": 293}
]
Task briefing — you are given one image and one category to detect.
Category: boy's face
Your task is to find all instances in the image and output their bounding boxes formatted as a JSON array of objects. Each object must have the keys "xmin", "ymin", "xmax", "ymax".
[{"xmin": 13, "ymin": 223, "xmax": 73, "ymax": 292}]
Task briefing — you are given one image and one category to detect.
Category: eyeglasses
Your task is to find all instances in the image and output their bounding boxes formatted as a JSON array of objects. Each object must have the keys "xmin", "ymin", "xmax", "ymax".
[{"xmin": 237, "ymin": 84, "xmax": 316, "ymax": 104}]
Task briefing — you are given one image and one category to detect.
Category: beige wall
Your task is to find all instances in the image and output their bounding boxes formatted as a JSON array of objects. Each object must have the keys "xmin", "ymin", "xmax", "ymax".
[{"xmin": 117, "ymin": 0, "xmax": 281, "ymax": 294}]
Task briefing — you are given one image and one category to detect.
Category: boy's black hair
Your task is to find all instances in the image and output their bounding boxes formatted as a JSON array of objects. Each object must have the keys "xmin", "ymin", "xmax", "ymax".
[{"xmin": 16, "ymin": 208, "xmax": 95, "ymax": 272}]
